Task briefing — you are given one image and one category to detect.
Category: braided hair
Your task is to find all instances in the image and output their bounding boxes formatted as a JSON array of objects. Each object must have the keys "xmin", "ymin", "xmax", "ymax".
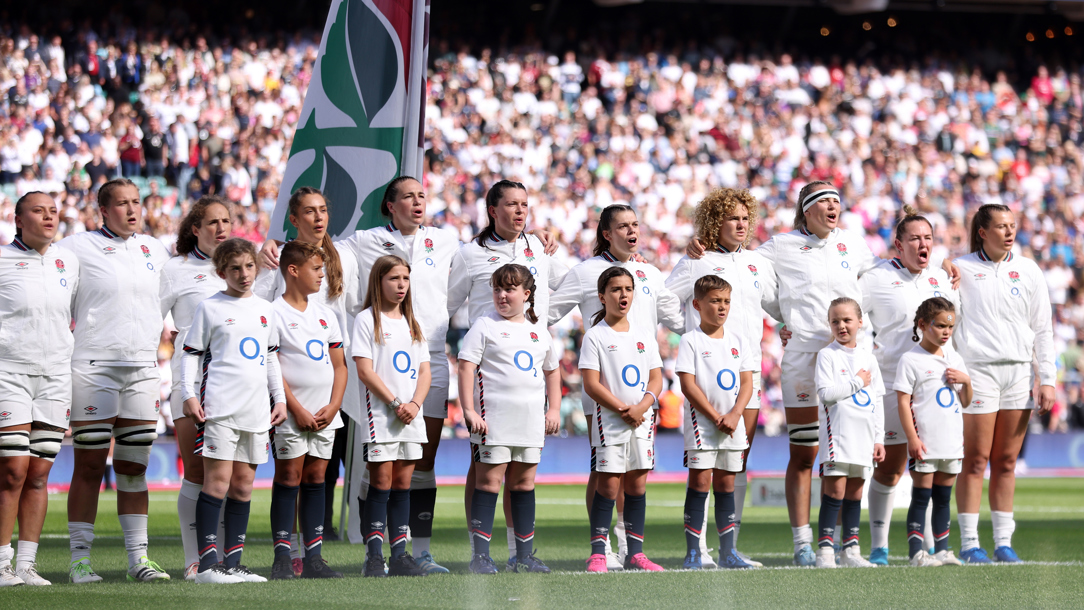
[{"xmin": 912, "ymin": 297, "xmax": 956, "ymax": 342}]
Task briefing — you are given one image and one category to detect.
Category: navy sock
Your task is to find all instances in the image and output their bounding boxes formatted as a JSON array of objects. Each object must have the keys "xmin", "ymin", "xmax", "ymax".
[
  {"xmin": 196, "ymin": 492, "xmax": 223, "ymax": 571},
  {"xmin": 932, "ymin": 484, "xmax": 953, "ymax": 553},
  {"xmin": 589, "ymin": 492, "xmax": 615, "ymax": 556},
  {"xmin": 222, "ymin": 498, "xmax": 251, "ymax": 568},
  {"xmin": 907, "ymin": 486, "xmax": 934, "ymax": 557},
  {"xmin": 469, "ymin": 490, "xmax": 499, "ymax": 557},
  {"xmin": 715, "ymin": 490, "xmax": 736, "ymax": 556},
  {"xmin": 624, "ymin": 493, "xmax": 647, "ymax": 556},
  {"xmin": 818, "ymin": 495, "xmax": 843, "ymax": 548},
  {"xmin": 270, "ymin": 483, "xmax": 299, "ymax": 560},
  {"xmin": 388, "ymin": 489, "xmax": 411, "ymax": 558},
  {"xmin": 683, "ymin": 489, "xmax": 708, "ymax": 554},
  {"xmin": 364, "ymin": 487, "xmax": 390, "ymax": 558},
  {"xmin": 299, "ymin": 483, "xmax": 325, "ymax": 559},
  {"xmin": 510, "ymin": 489, "xmax": 536, "ymax": 561},
  {"xmin": 409, "ymin": 487, "xmax": 438, "ymax": 539},
  {"xmin": 841, "ymin": 498, "xmax": 862, "ymax": 549}
]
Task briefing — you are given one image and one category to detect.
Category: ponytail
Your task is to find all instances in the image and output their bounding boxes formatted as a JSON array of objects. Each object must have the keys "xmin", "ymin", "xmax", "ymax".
[
  {"xmin": 591, "ymin": 267, "xmax": 635, "ymax": 327},
  {"xmin": 475, "ymin": 180, "xmax": 528, "ymax": 247},
  {"xmin": 912, "ymin": 296, "xmax": 955, "ymax": 342},
  {"xmin": 490, "ymin": 264, "xmax": 538, "ymax": 324},
  {"xmin": 968, "ymin": 203, "xmax": 1012, "ymax": 254}
]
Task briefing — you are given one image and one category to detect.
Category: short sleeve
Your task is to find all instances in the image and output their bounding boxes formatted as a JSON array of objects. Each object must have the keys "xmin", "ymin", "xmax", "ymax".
[
  {"xmin": 892, "ymin": 355, "xmax": 917, "ymax": 394},
  {"xmin": 456, "ymin": 319, "xmax": 487, "ymax": 365},
  {"xmin": 674, "ymin": 334, "xmax": 695, "ymax": 375},
  {"xmin": 327, "ymin": 310, "xmax": 344, "ymax": 347},
  {"xmin": 813, "ymin": 349, "xmax": 835, "ymax": 390},
  {"xmin": 647, "ymin": 342, "xmax": 664, "ymax": 370},
  {"xmin": 578, "ymin": 331, "xmax": 601, "ymax": 371},
  {"xmin": 267, "ymin": 307, "xmax": 280, "ymax": 349},
  {"xmin": 183, "ymin": 301, "xmax": 211, "ymax": 352},
  {"xmin": 542, "ymin": 335, "xmax": 561, "ymax": 371},
  {"xmin": 870, "ymin": 358, "xmax": 886, "ymax": 397},
  {"xmin": 350, "ymin": 311, "xmax": 374, "ymax": 360},
  {"xmin": 739, "ymin": 336, "xmax": 757, "ymax": 372}
]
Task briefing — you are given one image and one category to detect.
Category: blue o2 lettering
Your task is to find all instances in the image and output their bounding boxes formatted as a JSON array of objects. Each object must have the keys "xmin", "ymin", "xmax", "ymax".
[
  {"xmin": 392, "ymin": 351, "xmax": 411, "ymax": 374},
  {"xmin": 425, "ymin": 257, "xmax": 434, "ymax": 267},
  {"xmin": 147, "ymin": 262, "xmax": 154, "ymax": 271},
  {"xmin": 642, "ymin": 286, "xmax": 651, "ymax": 295},
  {"xmin": 529, "ymin": 266, "xmax": 538, "ymax": 276},
  {"xmin": 305, "ymin": 339, "xmax": 325, "ymax": 362},
  {"xmin": 841, "ymin": 260, "xmax": 850, "ymax": 270},
  {"xmin": 621, "ymin": 364, "xmax": 641, "ymax": 387},
  {"xmin": 936, "ymin": 387, "xmax": 955, "ymax": 409},
  {"xmin": 239, "ymin": 337, "xmax": 260, "ymax": 360},
  {"xmin": 60, "ymin": 278, "xmax": 67, "ymax": 288},
  {"xmin": 853, "ymin": 389, "xmax": 871, "ymax": 407},
  {"xmin": 513, "ymin": 350, "xmax": 534, "ymax": 372},
  {"xmin": 717, "ymin": 369, "xmax": 737, "ymax": 391}
]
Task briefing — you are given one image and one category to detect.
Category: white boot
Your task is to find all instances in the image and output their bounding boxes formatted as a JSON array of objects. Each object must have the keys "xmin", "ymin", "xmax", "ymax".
[
  {"xmin": 815, "ymin": 547, "xmax": 837, "ymax": 568},
  {"xmin": 909, "ymin": 550, "xmax": 943, "ymax": 567},
  {"xmin": 839, "ymin": 545, "xmax": 875, "ymax": 568}
]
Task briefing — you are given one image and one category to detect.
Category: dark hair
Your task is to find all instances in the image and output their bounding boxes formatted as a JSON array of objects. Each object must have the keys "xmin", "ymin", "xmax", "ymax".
[
  {"xmin": 828, "ymin": 296, "xmax": 862, "ymax": 320},
  {"xmin": 694, "ymin": 275, "xmax": 732, "ymax": 301},
  {"xmin": 968, "ymin": 203, "xmax": 1012, "ymax": 254},
  {"xmin": 912, "ymin": 296, "xmax": 956, "ymax": 342},
  {"xmin": 894, "ymin": 204, "xmax": 933, "ymax": 244},
  {"xmin": 279, "ymin": 240, "xmax": 325, "ymax": 279},
  {"xmin": 593, "ymin": 204, "xmax": 635, "ymax": 257},
  {"xmin": 176, "ymin": 195, "xmax": 232, "ymax": 256},
  {"xmin": 212, "ymin": 237, "xmax": 258, "ymax": 276},
  {"xmin": 13, "ymin": 191, "xmax": 50, "ymax": 238},
  {"xmin": 490, "ymin": 264, "xmax": 538, "ymax": 324},
  {"xmin": 361, "ymin": 255, "xmax": 425, "ymax": 344},
  {"xmin": 381, "ymin": 176, "xmax": 421, "ymax": 217},
  {"xmin": 288, "ymin": 187, "xmax": 343, "ymax": 300},
  {"xmin": 793, "ymin": 180, "xmax": 835, "ymax": 232},
  {"xmin": 98, "ymin": 177, "xmax": 138, "ymax": 208},
  {"xmin": 474, "ymin": 180, "xmax": 528, "ymax": 246},
  {"xmin": 591, "ymin": 267, "xmax": 635, "ymax": 327}
]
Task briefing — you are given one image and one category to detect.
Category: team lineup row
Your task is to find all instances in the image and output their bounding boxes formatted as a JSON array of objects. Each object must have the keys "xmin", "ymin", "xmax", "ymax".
[{"xmin": 0, "ymin": 176, "xmax": 1052, "ymax": 584}]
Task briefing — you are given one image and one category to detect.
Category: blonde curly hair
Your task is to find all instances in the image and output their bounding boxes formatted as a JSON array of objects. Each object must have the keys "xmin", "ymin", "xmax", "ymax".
[{"xmin": 694, "ymin": 188, "xmax": 760, "ymax": 247}]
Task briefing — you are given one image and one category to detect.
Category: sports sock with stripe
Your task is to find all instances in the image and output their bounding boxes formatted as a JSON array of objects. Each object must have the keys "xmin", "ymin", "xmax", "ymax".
[
  {"xmin": 841, "ymin": 498, "xmax": 862, "ymax": 549},
  {"xmin": 683, "ymin": 489, "xmax": 708, "ymax": 554},
  {"xmin": 867, "ymin": 478, "xmax": 895, "ymax": 549},
  {"xmin": 907, "ymin": 486, "xmax": 933, "ymax": 558},
  {"xmin": 715, "ymin": 490, "xmax": 737, "ymax": 558},
  {"xmin": 623, "ymin": 493, "xmax": 647, "ymax": 557},
  {"xmin": 118, "ymin": 514, "xmax": 149, "ymax": 569},
  {"xmin": 931, "ymin": 485, "xmax": 953, "ymax": 553},
  {"xmin": 178, "ymin": 478, "xmax": 201, "ymax": 569},
  {"xmin": 270, "ymin": 483, "xmax": 299, "ymax": 561},
  {"xmin": 388, "ymin": 489, "xmax": 410, "ymax": 558},
  {"xmin": 589, "ymin": 493, "xmax": 615, "ymax": 556},
  {"xmin": 733, "ymin": 471, "xmax": 748, "ymax": 547},
  {"xmin": 409, "ymin": 469, "xmax": 437, "ymax": 558},
  {"xmin": 991, "ymin": 510, "xmax": 1015, "ymax": 549},
  {"xmin": 469, "ymin": 490, "xmax": 498, "ymax": 557},
  {"xmin": 818, "ymin": 495, "xmax": 842, "ymax": 548},
  {"xmin": 364, "ymin": 486, "xmax": 390, "ymax": 558},
  {"xmin": 15, "ymin": 540, "xmax": 36, "ymax": 571},
  {"xmin": 222, "ymin": 498, "xmax": 251, "ymax": 569},
  {"xmin": 300, "ymin": 483, "xmax": 326, "ymax": 559},
  {"xmin": 195, "ymin": 492, "xmax": 223, "ymax": 571},
  {"xmin": 958, "ymin": 512, "xmax": 980, "ymax": 552},
  {"xmin": 510, "ymin": 489, "xmax": 536, "ymax": 561}
]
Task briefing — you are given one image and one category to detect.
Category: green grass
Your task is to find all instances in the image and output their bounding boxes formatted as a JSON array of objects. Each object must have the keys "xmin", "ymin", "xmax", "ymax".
[{"xmin": 7, "ymin": 478, "xmax": 1084, "ymax": 608}]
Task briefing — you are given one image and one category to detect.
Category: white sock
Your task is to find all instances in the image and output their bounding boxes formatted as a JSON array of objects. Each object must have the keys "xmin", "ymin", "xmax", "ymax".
[
  {"xmin": 615, "ymin": 512, "xmax": 628, "ymax": 555},
  {"xmin": 991, "ymin": 511, "xmax": 1015, "ymax": 549},
  {"xmin": 0, "ymin": 543, "xmax": 12, "ymax": 568},
  {"xmin": 16, "ymin": 540, "xmax": 38, "ymax": 571},
  {"xmin": 118, "ymin": 514, "xmax": 149, "ymax": 569},
  {"xmin": 468, "ymin": 526, "xmax": 475, "ymax": 554},
  {"xmin": 289, "ymin": 533, "xmax": 301, "ymax": 560},
  {"xmin": 506, "ymin": 526, "xmax": 516, "ymax": 555},
  {"xmin": 792, "ymin": 524, "xmax": 812, "ymax": 553},
  {"xmin": 699, "ymin": 492, "xmax": 711, "ymax": 554},
  {"xmin": 923, "ymin": 502, "xmax": 936, "ymax": 551},
  {"xmin": 734, "ymin": 472, "xmax": 748, "ymax": 548},
  {"xmin": 958, "ymin": 513, "xmax": 980, "ymax": 552},
  {"xmin": 69, "ymin": 521, "xmax": 95, "ymax": 563},
  {"xmin": 867, "ymin": 479, "xmax": 895, "ymax": 549},
  {"xmin": 833, "ymin": 520, "xmax": 841, "ymax": 546},
  {"xmin": 178, "ymin": 479, "xmax": 201, "ymax": 568},
  {"xmin": 413, "ymin": 536, "xmax": 430, "ymax": 558}
]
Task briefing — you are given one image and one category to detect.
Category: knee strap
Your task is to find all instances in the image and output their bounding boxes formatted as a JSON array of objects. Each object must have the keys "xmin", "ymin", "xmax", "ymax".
[
  {"xmin": 114, "ymin": 425, "xmax": 158, "ymax": 466},
  {"xmin": 72, "ymin": 423, "xmax": 114, "ymax": 450},
  {"xmin": 29, "ymin": 429, "xmax": 65, "ymax": 462},
  {"xmin": 787, "ymin": 423, "xmax": 820, "ymax": 447},
  {"xmin": 116, "ymin": 473, "xmax": 148, "ymax": 493},
  {"xmin": 0, "ymin": 430, "xmax": 31, "ymax": 457}
]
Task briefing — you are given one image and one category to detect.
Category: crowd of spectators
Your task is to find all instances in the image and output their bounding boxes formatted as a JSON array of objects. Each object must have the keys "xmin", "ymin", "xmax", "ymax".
[{"xmin": 2, "ymin": 15, "xmax": 1083, "ymax": 440}]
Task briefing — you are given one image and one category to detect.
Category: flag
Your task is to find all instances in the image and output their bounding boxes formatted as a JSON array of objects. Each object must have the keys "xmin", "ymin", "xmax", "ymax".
[{"xmin": 269, "ymin": 0, "xmax": 430, "ymax": 240}]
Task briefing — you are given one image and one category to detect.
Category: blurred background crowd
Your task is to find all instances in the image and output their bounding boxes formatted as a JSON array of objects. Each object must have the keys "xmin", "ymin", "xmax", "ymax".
[{"xmin": 2, "ymin": 2, "xmax": 1083, "ymax": 444}]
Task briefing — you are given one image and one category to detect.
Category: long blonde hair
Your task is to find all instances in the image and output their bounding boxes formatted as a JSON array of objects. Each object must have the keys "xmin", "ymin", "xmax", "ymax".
[{"xmin": 361, "ymin": 255, "xmax": 424, "ymax": 344}]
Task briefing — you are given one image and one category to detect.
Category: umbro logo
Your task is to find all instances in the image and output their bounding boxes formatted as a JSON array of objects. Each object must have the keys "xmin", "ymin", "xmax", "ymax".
[
  {"xmin": 14, "ymin": 262, "xmax": 28, "ymax": 268},
  {"xmin": 225, "ymin": 318, "xmax": 236, "ymax": 325},
  {"xmin": 488, "ymin": 257, "xmax": 500, "ymax": 263},
  {"xmin": 288, "ymin": 323, "xmax": 299, "ymax": 329},
  {"xmin": 84, "ymin": 406, "xmax": 98, "ymax": 413},
  {"xmin": 103, "ymin": 246, "xmax": 116, "ymax": 253},
  {"xmin": 0, "ymin": 411, "xmax": 10, "ymax": 418},
  {"xmin": 194, "ymin": 274, "xmax": 207, "ymax": 281},
  {"xmin": 381, "ymin": 242, "xmax": 395, "ymax": 248}
]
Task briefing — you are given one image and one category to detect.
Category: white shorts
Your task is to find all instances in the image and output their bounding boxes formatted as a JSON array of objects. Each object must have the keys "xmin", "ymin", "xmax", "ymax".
[
  {"xmin": 883, "ymin": 394, "xmax": 907, "ymax": 445},
  {"xmin": 0, "ymin": 372, "xmax": 71, "ymax": 428},
  {"xmin": 820, "ymin": 461, "xmax": 872, "ymax": 480},
  {"xmin": 781, "ymin": 351, "xmax": 821, "ymax": 409},
  {"xmin": 592, "ymin": 436, "xmax": 655, "ymax": 474},
  {"xmin": 684, "ymin": 448, "xmax": 745, "ymax": 472},
  {"xmin": 965, "ymin": 362, "xmax": 1031, "ymax": 414},
  {"xmin": 364, "ymin": 441, "xmax": 423, "ymax": 463},
  {"xmin": 71, "ymin": 360, "xmax": 161, "ymax": 422},
  {"xmin": 198, "ymin": 421, "xmax": 269, "ymax": 465},
  {"xmin": 909, "ymin": 457, "xmax": 962, "ymax": 474},
  {"xmin": 423, "ymin": 349, "xmax": 450, "ymax": 419},
  {"xmin": 471, "ymin": 444, "xmax": 542, "ymax": 465},
  {"xmin": 271, "ymin": 426, "xmax": 336, "ymax": 460}
]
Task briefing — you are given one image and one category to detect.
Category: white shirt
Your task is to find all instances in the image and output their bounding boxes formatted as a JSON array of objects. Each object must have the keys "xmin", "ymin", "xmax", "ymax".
[
  {"xmin": 181, "ymin": 292, "xmax": 286, "ymax": 432},
  {"xmin": 893, "ymin": 345, "xmax": 967, "ymax": 459},
  {"xmin": 160, "ymin": 248, "xmax": 225, "ymax": 395},
  {"xmin": 350, "ymin": 308, "xmax": 429, "ymax": 443},
  {"xmin": 59, "ymin": 226, "xmax": 170, "ymax": 362},
  {"xmin": 860, "ymin": 257, "xmax": 958, "ymax": 388},
  {"xmin": 954, "ymin": 250, "xmax": 1056, "ymax": 386},
  {"xmin": 273, "ymin": 298, "xmax": 344, "ymax": 433},
  {"xmin": 458, "ymin": 312, "xmax": 560, "ymax": 448},
  {"xmin": 0, "ymin": 237, "xmax": 79, "ymax": 375},
  {"xmin": 757, "ymin": 228, "xmax": 877, "ymax": 352},
  {"xmin": 815, "ymin": 341, "xmax": 886, "ymax": 466},
  {"xmin": 579, "ymin": 319, "xmax": 663, "ymax": 447},
  {"xmin": 675, "ymin": 327, "xmax": 756, "ymax": 451},
  {"xmin": 666, "ymin": 246, "xmax": 779, "ymax": 370}
]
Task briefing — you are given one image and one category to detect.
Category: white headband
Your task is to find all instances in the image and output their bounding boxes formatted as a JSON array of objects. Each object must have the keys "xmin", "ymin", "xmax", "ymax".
[{"xmin": 801, "ymin": 188, "xmax": 840, "ymax": 212}]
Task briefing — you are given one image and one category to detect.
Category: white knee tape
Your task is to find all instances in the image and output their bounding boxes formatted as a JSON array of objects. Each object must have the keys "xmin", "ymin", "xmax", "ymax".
[
  {"xmin": 71, "ymin": 423, "xmax": 114, "ymax": 450},
  {"xmin": 113, "ymin": 425, "xmax": 158, "ymax": 466},
  {"xmin": 0, "ymin": 430, "xmax": 31, "ymax": 457},
  {"xmin": 115, "ymin": 473, "xmax": 148, "ymax": 493},
  {"xmin": 787, "ymin": 423, "xmax": 820, "ymax": 447},
  {"xmin": 29, "ymin": 429, "xmax": 65, "ymax": 462}
]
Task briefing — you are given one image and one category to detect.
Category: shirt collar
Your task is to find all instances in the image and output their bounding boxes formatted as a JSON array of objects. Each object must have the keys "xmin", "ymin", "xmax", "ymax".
[
  {"xmin": 192, "ymin": 245, "xmax": 210, "ymax": 260},
  {"xmin": 99, "ymin": 224, "xmax": 121, "ymax": 239},
  {"xmin": 601, "ymin": 250, "xmax": 619, "ymax": 263},
  {"xmin": 978, "ymin": 248, "xmax": 1013, "ymax": 263},
  {"xmin": 716, "ymin": 243, "xmax": 743, "ymax": 254},
  {"xmin": 11, "ymin": 235, "xmax": 30, "ymax": 251},
  {"xmin": 890, "ymin": 257, "xmax": 905, "ymax": 270}
]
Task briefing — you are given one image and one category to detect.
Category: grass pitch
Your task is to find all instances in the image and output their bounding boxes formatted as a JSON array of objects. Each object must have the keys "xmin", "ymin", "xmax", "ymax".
[{"xmin": 7, "ymin": 478, "xmax": 1083, "ymax": 608}]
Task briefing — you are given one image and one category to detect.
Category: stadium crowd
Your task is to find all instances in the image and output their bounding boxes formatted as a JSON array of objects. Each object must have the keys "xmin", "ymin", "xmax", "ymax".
[{"xmin": 1, "ymin": 18, "xmax": 1083, "ymax": 439}]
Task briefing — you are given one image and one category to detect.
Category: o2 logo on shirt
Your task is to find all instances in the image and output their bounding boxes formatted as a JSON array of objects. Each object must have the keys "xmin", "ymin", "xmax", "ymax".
[
  {"xmin": 621, "ymin": 364, "xmax": 645, "ymax": 392},
  {"xmin": 239, "ymin": 337, "xmax": 265, "ymax": 365},
  {"xmin": 392, "ymin": 350, "xmax": 417, "ymax": 379},
  {"xmin": 936, "ymin": 387, "xmax": 957, "ymax": 412},
  {"xmin": 717, "ymin": 369, "xmax": 737, "ymax": 392},
  {"xmin": 852, "ymin": 389, "xmax": 872, "ymax": 407},
  {"xmin": 306, "ymin": 339, "xmax": 326, "ymax": 362},
  {"xmin": 513, "ymin": 350, "xmax": 537, "ymax": 376}
]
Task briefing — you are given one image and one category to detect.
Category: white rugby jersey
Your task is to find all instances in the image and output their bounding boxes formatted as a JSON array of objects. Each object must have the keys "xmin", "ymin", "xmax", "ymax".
[
  {"xmin": 666, "ymin": 246, "xmax": 780, "ymax": 370},
  {"xmin": 893, "ymin": 345, "xmax": 967, "ymax": 460},
  {"xmin": 181, "ymin": 292, "xmax": 286, "ymax": 432},
  {"xmin": 273, "ymin": 298, "xmax": 345, "ymax": 434},
  {"xmin": 160, "ymin": 248, "xmax": 225, "ymax": 398},
  {"xmin": 954, "ymin": 250, "xmax": 1055, "ymax": 386},
  {"xmin": 675, "ymin": 327, "xmax": 757, "ymax": 451},
  {"xmin": 861, "ymin": 257, "xmax": 958, "ymax": 388},
  {"xmin": 0, "ymin": 237, "xmax": 80, "ymax": 376},
  {"xmin": 448, "ymin": 233, "xmax": 569, "ymax": 326},
  {"xmin": 815, "ymin": 341, "xmax": 886, "ymax": 467},
  {"xmin": 579, "ymin": 319, "xmax": 663, "ymax": 447},
  {"xmin": 59, "ymin": 225, "xmax": 170, "ymax": 362},
  {"xmin": 339, "ymin": 223, "xmax": 457, "ymax": 353},
  {"xmin": 350, "ymin": 308, "xmax": 429, "ymax": 444},
  {"xmin": 458, "ymin": 312, "xmax": 560, "ymax": 448},
  {"xmin": 757, "ymin": 228, "xmax": 876, "ymax": 352}
]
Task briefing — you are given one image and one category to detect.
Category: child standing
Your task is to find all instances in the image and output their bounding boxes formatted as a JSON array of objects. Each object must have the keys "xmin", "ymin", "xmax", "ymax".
[
  {"xmin": 181, "ymin": 238, "xmax": 287, "ymax": 584},
  {"xmin": 676, "ymin": 276, "xmax": 758, "ymax": 570},
  {"xmin": 581, "ymin": 268, "xmax": 664, "ymax": 573},
  {"xmin": 813, "ymin": 297, "xmax": 885, "ymax": 568},
  {"xmin": 895, "ymin": 297, "xmax": 971, "ymax": 567}
]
